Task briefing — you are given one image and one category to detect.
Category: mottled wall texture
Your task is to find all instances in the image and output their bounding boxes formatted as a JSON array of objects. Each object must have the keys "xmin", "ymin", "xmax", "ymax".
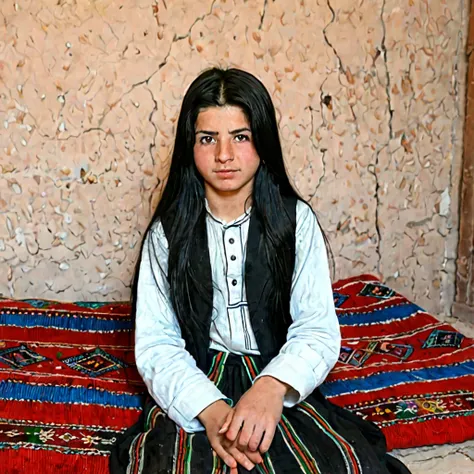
[{"xmin": 0, "ymin": 0, "xmax": 469, "ymax": 315}]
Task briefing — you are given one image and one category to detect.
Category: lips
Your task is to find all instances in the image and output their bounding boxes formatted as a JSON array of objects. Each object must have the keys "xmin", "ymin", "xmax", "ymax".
[{"xmin": 214, "ymin": 169, "xmax": 239, "ymax": 178}]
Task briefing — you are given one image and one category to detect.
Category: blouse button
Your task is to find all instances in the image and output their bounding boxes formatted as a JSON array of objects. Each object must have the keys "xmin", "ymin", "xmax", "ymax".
[
  {"xmin": 230, "ymin": 255, "xmax": 236, "ymax": 261},
  {"xmin": 232, "ymin": 279, "xmax": 237, "ymax": 286},
  {"xmin": 229, "ymin": 238, "xmax": 235, "ymax": 244}
]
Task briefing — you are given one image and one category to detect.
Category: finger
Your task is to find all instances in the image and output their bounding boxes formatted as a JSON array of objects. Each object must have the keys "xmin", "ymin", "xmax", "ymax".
[
  {"xmin": 225, "ymin": 414, "xmax": 244, "ymax": 442},
  {"xmin": 218, "ymin": 409, "xmax": 234, "ymax": 434},
  {"xmin": 212, "ymin": 444, "xmax": 237, "ymax": 470},
  {"xmin": 248, "ymin": 424, "xmax": 265, "ymax": 452},
  {"xmin": 228, "ymin": 446, "xmax": 255, "ymax": 471},
  {"xmin": 259, "ymin": 424, "xmax": 277, "ymax": 454},
  {"xmin": 244, "ymin": 448, "xmax": 263, "ymax": 465},
  {"xmin": 237, "ymin": 421, "xmax": 255, "ymax": 451}
]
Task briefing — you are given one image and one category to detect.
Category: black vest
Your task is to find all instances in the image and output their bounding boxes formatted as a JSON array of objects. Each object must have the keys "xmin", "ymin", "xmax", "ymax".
[{"xmin": 161, "ymin": 196, "xmax": 297, "ymax": 372}]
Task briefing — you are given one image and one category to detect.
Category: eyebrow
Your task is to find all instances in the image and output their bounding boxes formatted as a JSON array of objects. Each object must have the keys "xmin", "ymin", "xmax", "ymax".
[
  {"xmin": 195, "ymin": 130, "xmax": 218, "ymax": 135},
  {"xmin": 195, "ymin": 127, "xmax": 252, "ymax": 135},
  {"xmin": 229, "ymin": 127, "xmax": 251, "ymax": 134}
]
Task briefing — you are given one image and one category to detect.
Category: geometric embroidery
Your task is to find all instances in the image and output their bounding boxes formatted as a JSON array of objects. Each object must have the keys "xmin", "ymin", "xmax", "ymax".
[
  {"xmin": 339, "ymin": 346, "xmax": 372, "ymax": 367},
  {"xmin": 422, "ymin": 329, "xmax": 464, "ymax": 349},
  {"xmin": 22, "ymin": 299, "xmax": 56, "ymax": 309},
  {"xmin": 368, "ymin": 341, "xmax": 413, "ymax": 360},
  {"xmin": 61, "ymin": 348, "xmax": 127, "ymax": 377},
  {"xmin": 339, "ymin": 341, "xmax": 413, "ymax": 367},
  {"xmin": 74, "ymin": 302, "xmax": 107, "ymax": 310},
  {"xmin": 349, "ymin": 390, "xmax": 474, "ymax": 426},
  {"xmin": 333, "ymin": 292, "xmax": 349, "ymax": 308},
  {"xmin": 358, "ymin": 283, "xmax": 394, "ymax": 299},
  {"xmin": 0, "ymin": 344, "xmax": 48, "ymax": 369},
  {"xmin": 0, "ymin": 419, "xmax": 120, "ymax": 453}
]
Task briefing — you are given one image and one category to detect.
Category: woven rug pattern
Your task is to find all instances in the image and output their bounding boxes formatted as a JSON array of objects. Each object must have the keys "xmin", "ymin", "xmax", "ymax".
[
  {"xmin": 322, "ymin": 274, "xmax": 474, "ymax": 450},
  {"xmin": 0, "ymin": 274, "xmax": 473, "ymax": 473}
]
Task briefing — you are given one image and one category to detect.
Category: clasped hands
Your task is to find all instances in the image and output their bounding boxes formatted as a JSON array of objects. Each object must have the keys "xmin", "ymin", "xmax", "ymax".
[{"xmin": 199, "ymin": 376, "xmax": 288, "ymax": 473}]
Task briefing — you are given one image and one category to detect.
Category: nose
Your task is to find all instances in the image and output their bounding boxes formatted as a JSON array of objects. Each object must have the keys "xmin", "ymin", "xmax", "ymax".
[{"xmin": 215, "ymin": 139, "xmax": 234, "ymax": 163}]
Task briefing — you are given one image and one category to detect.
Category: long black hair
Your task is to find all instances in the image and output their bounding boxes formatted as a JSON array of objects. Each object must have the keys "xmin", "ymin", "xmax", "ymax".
[{"xmin": 131, "ymin": 67, "xmax": 332, "ymax": 346}]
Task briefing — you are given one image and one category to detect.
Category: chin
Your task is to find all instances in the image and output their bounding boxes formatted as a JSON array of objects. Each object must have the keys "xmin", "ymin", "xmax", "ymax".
[
  {"xmin": 217, "ymin": 185, "xmax": 241, "ymax": 193},
  {"xmin": 212, "ymin": 182, "xmax": 243, "ymax": 193}
]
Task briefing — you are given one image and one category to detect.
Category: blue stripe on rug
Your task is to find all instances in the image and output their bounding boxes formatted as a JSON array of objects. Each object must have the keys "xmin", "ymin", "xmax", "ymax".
[
  {"xmin": 320, "ymin": 360, "xmax": 474, "ymax": 397},
  {"xmin": 0, "ymin": 380, "xmax": 143, "ymax": 408},
  {"xmin": 337, "ymin": 303, "xmax": 423, "ymax": 326},
  {"xmin": 0, "ymin": 312, "xmax": 132, "ymax": 332}
]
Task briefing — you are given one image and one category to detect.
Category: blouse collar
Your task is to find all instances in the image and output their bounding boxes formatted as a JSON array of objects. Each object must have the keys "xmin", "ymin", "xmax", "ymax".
[{"xmin": 204, "ymin": 199, "xmax": 252, "ymax": 228}]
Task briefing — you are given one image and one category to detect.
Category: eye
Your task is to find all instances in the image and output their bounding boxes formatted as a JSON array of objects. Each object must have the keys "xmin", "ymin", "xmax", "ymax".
[
  {"xmin": 234, "ymin": 134, "xmax": 250, "ymax": 142},
  {"xmin": 199, "ymin": 136, "xmax": 216, "ymax": 145}
]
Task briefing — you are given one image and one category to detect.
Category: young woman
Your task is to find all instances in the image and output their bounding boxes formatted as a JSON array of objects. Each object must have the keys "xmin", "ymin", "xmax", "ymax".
[{"xmin": 110, "ymin": 68, "xmax": 411, "ymax": 474}]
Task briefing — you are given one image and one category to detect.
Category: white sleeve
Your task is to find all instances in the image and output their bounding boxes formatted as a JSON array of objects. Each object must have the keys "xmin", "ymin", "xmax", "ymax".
[
  {"xmin": 135, "ymin": 222, "xmax": 227, "ymax": 432},
  {"xmin": 255, "ymin": 201, "xmax": 341, "ymax": 407}
]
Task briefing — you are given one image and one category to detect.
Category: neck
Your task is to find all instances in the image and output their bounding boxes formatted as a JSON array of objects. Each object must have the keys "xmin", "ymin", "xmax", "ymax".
[{"xmin": 205, "ymin": 187, "xmax": 252, "ymax": 223}]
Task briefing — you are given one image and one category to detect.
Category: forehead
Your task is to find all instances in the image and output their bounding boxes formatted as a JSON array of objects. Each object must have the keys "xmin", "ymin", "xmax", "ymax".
[{"xmin": 195, "ymin": 106, "xmax": 249, "ymax": 129}]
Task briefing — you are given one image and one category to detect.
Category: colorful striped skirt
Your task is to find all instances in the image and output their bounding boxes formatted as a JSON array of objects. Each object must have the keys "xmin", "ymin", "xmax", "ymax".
[{"xmin": 109, "ymin": 351, "xmax": 411, "ymax": 474}]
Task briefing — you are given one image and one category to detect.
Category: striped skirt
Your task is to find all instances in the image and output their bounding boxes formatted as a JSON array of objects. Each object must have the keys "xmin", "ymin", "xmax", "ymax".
[{"xmin": 109, "ymin": 351, "xmax": 411, "ymax": 474}]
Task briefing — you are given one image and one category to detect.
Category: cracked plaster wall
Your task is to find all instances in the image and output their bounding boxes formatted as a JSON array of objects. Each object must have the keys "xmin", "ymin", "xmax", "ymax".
[{"xmin": 0, "ymin": 0, "xmax": 468, "ymax": 316}]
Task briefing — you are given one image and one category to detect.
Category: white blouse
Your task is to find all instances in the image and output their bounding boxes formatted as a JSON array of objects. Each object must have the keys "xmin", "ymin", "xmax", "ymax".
[{"xmin": 135, "ymin": 200, "xmax": 341, "ymax": 433}]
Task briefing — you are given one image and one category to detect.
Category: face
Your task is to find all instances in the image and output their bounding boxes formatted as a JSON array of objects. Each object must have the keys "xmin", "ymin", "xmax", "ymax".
[{"xmin": 193, "ymin": 105, "xmax": 260, "ymax": 200}]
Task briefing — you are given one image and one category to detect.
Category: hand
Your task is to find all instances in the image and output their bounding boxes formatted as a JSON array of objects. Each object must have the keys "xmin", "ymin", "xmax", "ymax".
[
  {"xmin": 220, "ymin": 376, "xmax": 287, "ymax": 454},
  {"xmin": 221, "ymin": 424, "xmax": 264, "ymax": 472},
  {"xmin": 198, "ymin": 400, "xmax": 262, "ymax": 473}
]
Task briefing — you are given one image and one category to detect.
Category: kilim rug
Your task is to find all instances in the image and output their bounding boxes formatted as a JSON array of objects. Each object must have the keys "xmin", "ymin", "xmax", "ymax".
[
  {"xmin": 321, "ymin": 274, "xmax": 474, "ymax": 450},
  {"xmin": 0, "ymin": 298, "xmax": 143, "ymax": 473},
  {"xmin": 0, "ymin": 274, "xmax": 473, "ymax": 473}
]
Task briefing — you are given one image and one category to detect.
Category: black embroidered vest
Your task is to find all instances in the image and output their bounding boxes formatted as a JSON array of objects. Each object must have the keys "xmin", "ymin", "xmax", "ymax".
[{"xmin": 161, "ymin": 196, "xmax": 297, "ymax": 372}]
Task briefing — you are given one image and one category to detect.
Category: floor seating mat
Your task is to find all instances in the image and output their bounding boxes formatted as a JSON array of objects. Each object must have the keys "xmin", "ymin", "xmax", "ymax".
[{"xmin": 0, "ymin": 274, "xmax": 473, "ymax": 472}]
